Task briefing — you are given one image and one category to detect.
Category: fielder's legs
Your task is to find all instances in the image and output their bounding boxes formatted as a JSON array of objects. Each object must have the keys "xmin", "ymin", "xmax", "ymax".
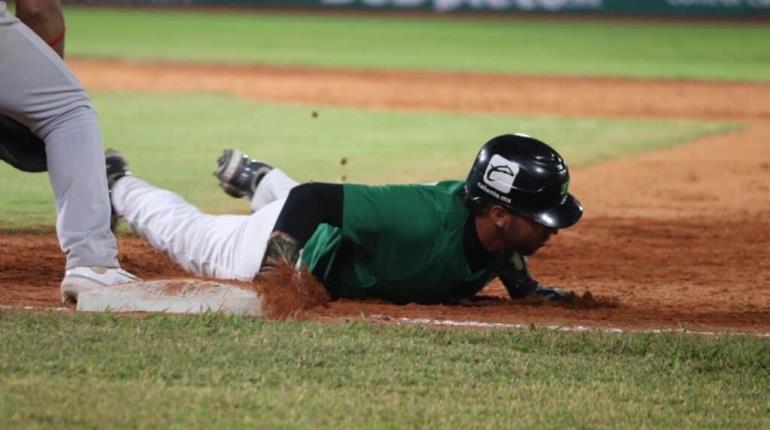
[{"xmin": 0, "ymin": 8, "xmax": 136, "ymax": 301}]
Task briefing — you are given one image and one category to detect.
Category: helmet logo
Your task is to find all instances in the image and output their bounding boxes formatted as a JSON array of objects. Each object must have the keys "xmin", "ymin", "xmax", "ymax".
[{"xmin": 483, "ymin": 154, "xmax": 520, "ymax": 194}]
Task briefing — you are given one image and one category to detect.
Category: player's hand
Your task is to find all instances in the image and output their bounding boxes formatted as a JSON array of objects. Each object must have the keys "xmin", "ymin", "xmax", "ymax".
[{"xmin": 533, "ymin": 285, "xmax": 571, "ymax": 301}]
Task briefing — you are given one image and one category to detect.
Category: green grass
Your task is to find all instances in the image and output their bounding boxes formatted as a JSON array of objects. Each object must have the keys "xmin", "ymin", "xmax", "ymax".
[
  {"xmin": 62, "ymin": 8, "xmax": 770, "ymax": 81},
  {"xmin": 0, "ymin": 311, "xmax": 768, "ymax": 429},
  {"xmin": 0, "ymin": 92, "xmax": 735, "ymax": 230}
]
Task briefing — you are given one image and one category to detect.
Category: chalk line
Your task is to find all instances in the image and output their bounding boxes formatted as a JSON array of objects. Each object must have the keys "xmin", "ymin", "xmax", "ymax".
[
  {"xmin": 3, "ymin": 305, "xmax": 768, "ymax": 338},
  {"xmin": 370, "ymin": 315, "xmax": 770, "ymax": 338}
]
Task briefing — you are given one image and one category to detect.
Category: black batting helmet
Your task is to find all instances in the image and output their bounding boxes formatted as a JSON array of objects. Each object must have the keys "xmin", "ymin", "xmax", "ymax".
[{"xmin": 464, "ymin": 133, "xmax": 583, "ymax": 229}]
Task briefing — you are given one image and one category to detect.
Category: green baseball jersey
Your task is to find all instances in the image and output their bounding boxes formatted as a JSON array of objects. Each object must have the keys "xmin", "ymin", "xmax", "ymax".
[{"xmin": 301, "ymin": 181, "xmax": 514, "ymax": 304}]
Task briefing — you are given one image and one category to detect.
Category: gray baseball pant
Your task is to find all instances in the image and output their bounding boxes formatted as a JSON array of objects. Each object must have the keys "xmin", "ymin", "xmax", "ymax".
[{"xmin": 0, "ymin": 4, "xmax": 118, "ymax": 269}]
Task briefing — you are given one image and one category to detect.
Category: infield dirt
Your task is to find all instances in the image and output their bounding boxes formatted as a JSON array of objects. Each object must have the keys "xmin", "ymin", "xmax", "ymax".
[{"xmin": 1, "ymin": 58, "xmax": 768, "ymax": 333}]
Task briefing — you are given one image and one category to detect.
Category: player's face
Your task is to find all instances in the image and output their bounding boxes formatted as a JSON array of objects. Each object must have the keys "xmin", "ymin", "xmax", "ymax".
[{"xmin": 501, "ymin": 212, "xmax": 557, "ymax": 255}]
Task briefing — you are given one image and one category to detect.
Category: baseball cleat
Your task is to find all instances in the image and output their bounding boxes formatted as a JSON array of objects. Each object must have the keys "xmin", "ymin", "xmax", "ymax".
[
  {"xmin": 60, "ymin": 266, "xmax": 140, "ymax": 304},
  {"xmin": 105, "ymin": 149, "xmax": 132, "ymax": 191},
  {"xmin": 214, "ymin": 149, "xmax": 273, "ymax": 199},
  {"xmin": 105, "ymin": 149, "xmax": 132, "ymax": 230}
]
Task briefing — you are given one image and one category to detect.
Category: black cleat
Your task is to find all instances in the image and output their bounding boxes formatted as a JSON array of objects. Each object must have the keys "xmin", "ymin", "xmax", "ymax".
[
  {"xmin": 214, "ymin": 149, "xmax": 273, "ymax": 199},
  {"xmin": 105, "ymin": 149, "xmax": 132, "ymax": 191},
  {"xmin": 105, "ymin": 149, "xmax": 131, "ymax": 231}
]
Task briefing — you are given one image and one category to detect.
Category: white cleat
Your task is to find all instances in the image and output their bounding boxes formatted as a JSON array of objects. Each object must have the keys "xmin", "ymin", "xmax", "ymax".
[{"xmin": 60, "ymin": 267, "xmax": 140, "ymax": 304}]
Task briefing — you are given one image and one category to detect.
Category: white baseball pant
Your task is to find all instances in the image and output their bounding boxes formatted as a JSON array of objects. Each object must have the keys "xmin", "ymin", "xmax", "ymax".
[{"xmin": 111, "ymin": 169, "xmax": 299, "ymax": 281}]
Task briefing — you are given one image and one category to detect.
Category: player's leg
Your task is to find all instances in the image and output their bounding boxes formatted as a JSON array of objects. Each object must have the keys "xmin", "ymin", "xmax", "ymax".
[
  {"xmin": 214, "ymin": 148, "xmax": 298, "ymax": 212},
  {"xmin": 110, "ymin": 151, "xmax": 284, "ymax": 281},
  {"xmin": 252, "ymin": 169, "xmax": 298, "ymax": 212},
  {"xmin": 0, "ymin": 9, "xmax": 136, "ymax": 301}
]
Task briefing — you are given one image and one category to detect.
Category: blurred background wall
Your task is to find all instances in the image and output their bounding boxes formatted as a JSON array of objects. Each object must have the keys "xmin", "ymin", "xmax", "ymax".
[{"xmin": 62, "ymin": 0, "xmax": 770, "ymax": 19}]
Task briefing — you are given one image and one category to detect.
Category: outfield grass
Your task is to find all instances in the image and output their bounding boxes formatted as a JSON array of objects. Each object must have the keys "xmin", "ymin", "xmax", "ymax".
[
  {"xmin": 0, "ymin": 311, "xmax": 768, "ymax": 429},
  {"xmin": 62, "ymin": 8, "xmax": 770, "ymax": 81},
  {"xmin": 0, "ymin": 92, "xmax": 734, "ymax": 230}
]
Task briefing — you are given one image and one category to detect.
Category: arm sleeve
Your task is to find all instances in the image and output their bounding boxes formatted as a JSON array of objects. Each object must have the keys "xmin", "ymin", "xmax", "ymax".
[{"xmin": 499, "ymin": 252, "xmax": 539, "ymax": 299}]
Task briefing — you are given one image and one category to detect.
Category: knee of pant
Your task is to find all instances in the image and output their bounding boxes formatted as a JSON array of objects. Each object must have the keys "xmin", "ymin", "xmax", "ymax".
[{"xmin": 37, "ymin": 102, "xmax": 99, "ymax": 139}]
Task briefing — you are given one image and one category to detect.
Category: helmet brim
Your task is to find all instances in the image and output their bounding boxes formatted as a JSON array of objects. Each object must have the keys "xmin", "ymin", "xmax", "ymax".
[{"xmin": 518, "ymin": 194, "xmax": 583, "ymax": 229}]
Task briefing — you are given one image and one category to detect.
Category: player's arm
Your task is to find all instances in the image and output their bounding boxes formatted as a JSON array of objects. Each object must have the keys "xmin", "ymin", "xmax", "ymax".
[
  {"xmin": 15, "ymin": 0, "xmax": 66, "ymax": 57},
  {"xmin": 499, "ymin": 253, "xmax": 570, "ymax": 301}
]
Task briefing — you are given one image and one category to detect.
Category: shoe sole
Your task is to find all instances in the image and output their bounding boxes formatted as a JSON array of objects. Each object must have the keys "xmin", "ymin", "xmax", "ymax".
[
  {"xmin": 60, "ymin": 280, "xmax": 103, "ymax": 304},
  {"xmin": 216, "ymin": 149, "xmax": 244, "ymax": 183},
  {"xmin": 60, "ymin": 270, "xmax": 140, "ymax": 304}
]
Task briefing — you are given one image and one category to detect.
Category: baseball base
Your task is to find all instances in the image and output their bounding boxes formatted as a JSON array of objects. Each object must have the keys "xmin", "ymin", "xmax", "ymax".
[{"xmin": 76, "ymin": 279, "xmax": 262, "ymax": 316}]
